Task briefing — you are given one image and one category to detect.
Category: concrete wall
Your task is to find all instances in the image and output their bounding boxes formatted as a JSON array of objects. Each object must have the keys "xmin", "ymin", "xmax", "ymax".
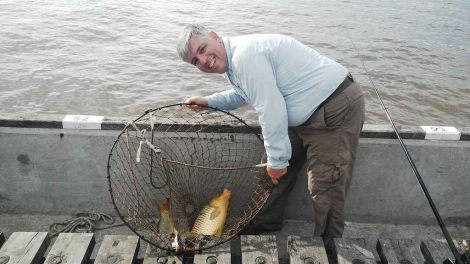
[
  {"xmin": 285, "ymin": 138, "xmax": 470, "ymax": 225},
  {"xmin": 1, "ymin": 113, "xmax": 469, "ymax": 225},
  {"xmin": 0, "ymin": 127, "xmax": 114, "ymax": 215}
]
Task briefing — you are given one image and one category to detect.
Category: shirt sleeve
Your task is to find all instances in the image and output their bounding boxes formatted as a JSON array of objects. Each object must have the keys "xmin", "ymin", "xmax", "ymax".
[
  {"xmin": 237, "ymin": 54, "xmax": 291, "ymax": 169},
  {"xmin": 205, "ymin": 89, "xmax": 247, "ymax": 111}
]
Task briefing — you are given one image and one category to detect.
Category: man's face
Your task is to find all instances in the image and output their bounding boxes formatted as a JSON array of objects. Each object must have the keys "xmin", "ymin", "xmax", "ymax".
[{"xmin": 186, "ymin": 31, "xmax": 228, "ymax": 74}]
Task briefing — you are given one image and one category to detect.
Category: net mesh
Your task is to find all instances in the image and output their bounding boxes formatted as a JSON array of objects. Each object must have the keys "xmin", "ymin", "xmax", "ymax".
[{"xmin": 107, "ymin": 104, "xmax": 272, "ymax": 252}]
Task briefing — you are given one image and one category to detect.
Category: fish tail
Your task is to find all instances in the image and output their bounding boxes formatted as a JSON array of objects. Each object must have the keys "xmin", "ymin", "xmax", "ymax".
[
  {"xmin": 154, "ymin": 198, "xmax": 170, "ymax": 212},
  {"xmin": 163, "ymin": 198, "xmax": 171, "ymax": 210},
  {"xmin": 154, "ymin": 199, "xmax": 164, "ymax": 211}
]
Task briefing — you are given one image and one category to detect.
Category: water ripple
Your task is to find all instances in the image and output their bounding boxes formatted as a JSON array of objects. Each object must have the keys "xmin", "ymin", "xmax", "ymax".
[{"xmin": 0, "ymin": 0, "xmax": 469, "ymax": 125}]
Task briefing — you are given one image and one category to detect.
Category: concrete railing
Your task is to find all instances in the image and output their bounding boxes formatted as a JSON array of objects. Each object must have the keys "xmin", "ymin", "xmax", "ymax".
[{"xmin": 1, "ymin": 113, "xmax": 469, "ymax": 225}]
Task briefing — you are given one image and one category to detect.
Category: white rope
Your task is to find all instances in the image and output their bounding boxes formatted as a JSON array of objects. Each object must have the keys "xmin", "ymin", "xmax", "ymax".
[
  {"xmin": 125, "ymin": 121, "xmax": 162, "ymax": 163},
  {"xmin": 136, "ymin": 139, "xmax": 163, "ymax": 162},
  {"xmin": 172, "ymin": 230, "xmax": 180, "ymax": 252},
  {"xmin": 149, "ymin": 112, "xmax": 156, "ymax": 130}
]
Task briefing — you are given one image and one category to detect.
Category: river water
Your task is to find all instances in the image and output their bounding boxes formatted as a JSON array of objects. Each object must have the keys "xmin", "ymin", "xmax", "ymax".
[{"xmin": 1, "ymin": 0, "xmax": 469, "ymax": 126}]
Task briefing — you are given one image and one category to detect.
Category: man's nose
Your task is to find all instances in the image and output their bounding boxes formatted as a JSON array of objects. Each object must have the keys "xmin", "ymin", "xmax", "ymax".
[{"xmin": 197, "ymin": 54, "xmax": 207, "ymax": 66}]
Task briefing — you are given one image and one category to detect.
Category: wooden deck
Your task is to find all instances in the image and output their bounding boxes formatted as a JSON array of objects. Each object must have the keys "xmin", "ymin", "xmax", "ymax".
[{"xmin": 0, "ymin": 231, "xmax": 467, "ymax": 264}]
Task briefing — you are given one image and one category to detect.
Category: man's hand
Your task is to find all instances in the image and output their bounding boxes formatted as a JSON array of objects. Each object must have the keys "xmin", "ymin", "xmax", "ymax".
[
  {"xmin": 267, "ymin": 166, "xmax": 287, "ymax": 185},
  {"xmin": 185, "ymin": 96, "xmax": 208, "ymax": 112}
]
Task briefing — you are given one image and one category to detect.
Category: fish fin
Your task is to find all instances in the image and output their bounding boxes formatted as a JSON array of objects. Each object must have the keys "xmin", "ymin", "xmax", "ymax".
[{"xmin": 210, "ymin": 207, "xmax": 221, "ymax": 220}]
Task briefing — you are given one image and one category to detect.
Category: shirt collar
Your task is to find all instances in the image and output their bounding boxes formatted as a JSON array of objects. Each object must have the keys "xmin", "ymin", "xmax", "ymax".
[{"xmin": 222, "ymin": 36, "xmax": 233, "ymax": 79}]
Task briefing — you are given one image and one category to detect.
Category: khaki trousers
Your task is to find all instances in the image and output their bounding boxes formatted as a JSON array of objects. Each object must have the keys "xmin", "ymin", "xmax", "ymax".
[{"xmin": 253, "ymin": 79, "xmax": 365, "ymax": 252}]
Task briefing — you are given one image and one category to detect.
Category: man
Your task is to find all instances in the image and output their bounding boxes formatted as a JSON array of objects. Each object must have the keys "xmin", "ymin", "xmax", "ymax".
[{"xmin": 176, "ymin": 24, "xmax": 365, "ymax": 258}]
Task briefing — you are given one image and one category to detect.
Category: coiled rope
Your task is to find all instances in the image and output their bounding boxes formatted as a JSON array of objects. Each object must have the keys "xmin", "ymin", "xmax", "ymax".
[{"xmin": 49, "ymin": 213, "xmax": 124, "ymax": 237}]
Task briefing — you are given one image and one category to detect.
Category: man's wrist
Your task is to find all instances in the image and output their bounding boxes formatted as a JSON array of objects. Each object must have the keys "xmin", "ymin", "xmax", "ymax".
[{"xmin": 267, "ymin": 160, "xmax": 289, "ymax": 170}]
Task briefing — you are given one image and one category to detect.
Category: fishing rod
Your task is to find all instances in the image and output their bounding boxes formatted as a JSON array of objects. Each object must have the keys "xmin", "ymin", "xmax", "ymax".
[{"xmin": 347, "ymin": 32, "xmax": 466, "ymax": 264}]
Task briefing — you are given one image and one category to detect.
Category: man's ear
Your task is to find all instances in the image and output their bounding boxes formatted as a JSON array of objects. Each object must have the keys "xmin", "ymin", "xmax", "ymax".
[{"xmin": 209, "ymin": 31, "xmax": 221, "ymax": 42}]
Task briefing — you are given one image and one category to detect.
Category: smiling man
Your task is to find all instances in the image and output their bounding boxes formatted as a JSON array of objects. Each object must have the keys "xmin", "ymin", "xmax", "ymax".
[
  {"xmin": 176, "ymin": 24, "xmax": 365, "ymax": 262},
  {"xmin": 186, "ymin": 30, "xmax": 228, "ymax": 74}
]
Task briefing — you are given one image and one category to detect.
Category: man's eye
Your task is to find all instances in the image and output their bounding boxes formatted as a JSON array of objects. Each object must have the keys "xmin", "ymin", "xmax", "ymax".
[{"xmin": 201, "ymin": 46, "xmax": 206, "ymax": 53}]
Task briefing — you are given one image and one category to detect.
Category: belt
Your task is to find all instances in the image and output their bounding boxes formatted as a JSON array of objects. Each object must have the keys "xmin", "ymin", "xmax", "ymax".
[{"xmin": 318, "ymin": 73, "xmax": 354, "ymax": 109}]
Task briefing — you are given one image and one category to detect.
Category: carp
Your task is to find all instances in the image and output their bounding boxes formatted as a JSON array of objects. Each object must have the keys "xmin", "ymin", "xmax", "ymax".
[
  {"xmin": 191, "ymin": 188, "xmax": 231, "ymax": 236},
  {"xmin": 154, "ymin": 198, "xmax": 177, "ymax": 234}
]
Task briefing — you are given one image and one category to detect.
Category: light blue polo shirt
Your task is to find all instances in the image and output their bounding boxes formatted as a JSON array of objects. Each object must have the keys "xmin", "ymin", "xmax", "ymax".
[{"xmin": 206, "ymin": 34, "xmax": 348, "ymax": 169}]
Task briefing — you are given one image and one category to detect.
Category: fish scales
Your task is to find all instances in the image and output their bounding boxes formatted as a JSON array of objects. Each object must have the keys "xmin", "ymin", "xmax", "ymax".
[
  {"xmin": 191, "ymin": 188, "xmax": 231, "ymax": 236},
  {"xmin": 192, "ymin": 206, "xmax": 226, "ymax": 235}
]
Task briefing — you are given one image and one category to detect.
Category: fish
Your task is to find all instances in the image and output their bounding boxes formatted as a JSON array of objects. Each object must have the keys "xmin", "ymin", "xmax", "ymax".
[
  {"xmin": 154, "ymin": 198, "xmax": 177, "ymax": 234},
  {"xmin": 191, "ymin": 188, "xmax": 231, "ymax": 236}
]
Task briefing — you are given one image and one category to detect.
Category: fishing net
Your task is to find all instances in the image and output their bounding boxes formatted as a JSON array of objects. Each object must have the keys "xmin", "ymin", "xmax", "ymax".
[{"xmin": 107, "ymin": 104, "xmax": 272, "ymax": 253}]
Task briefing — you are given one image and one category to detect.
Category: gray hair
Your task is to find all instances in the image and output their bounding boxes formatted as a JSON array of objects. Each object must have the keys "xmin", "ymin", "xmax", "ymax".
[{"xmin": 176, "ymin": 24, "xmax": 211, "ymax": 63}]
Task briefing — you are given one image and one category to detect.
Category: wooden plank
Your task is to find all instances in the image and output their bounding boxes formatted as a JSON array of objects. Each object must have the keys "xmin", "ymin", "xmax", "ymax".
[
  {"xmin": 241, "ymin": 235, "xmax": 278, "ymax": 264},
  {"xmin": 44, "ymin": 233, "xmax": 95, "ymax": 264},
  {"xmin": 143, "ymin": 244, "xmax": 183, "ymax": 264},
  {"xmin": 0, "ymin": 232, "xmax": 50, "ymax": 264},
  {"xmin": 95, "ymin": 235, "xmax": 140, "ymax": 264},
  {"xmin": 194, "ymin": 240, "xmax": 231, "ymax": 264},
  {"xmin": 376, "ymin": 239, "xmax": 424, "ymax": 264},
  {"xmin": 288, "ymin": 236, "xmax": 328, "ymax": 264},
  {"xmin": 0, "ymin": 233, "xmax": 4, "ymax": 248},
  {"xmin": 334, "ymin": 238, "xmax": 375, "ymax": 264},
  {"xmin": 420, "ymin": 239, "xmax": 456, "ymax": 264}
]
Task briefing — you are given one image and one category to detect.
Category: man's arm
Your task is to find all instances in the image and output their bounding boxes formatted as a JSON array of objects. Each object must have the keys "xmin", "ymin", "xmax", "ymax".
[
  {"xmin": 206, "ymin": 89, "xmax": 247, "ymax": 110},
  {"xmin": 185, "ymin": 89, "xmax": 247, "ymax": 112},
  {"xmin": 237, "ymin": 55, "xmax": 291, "ymax": 171}
]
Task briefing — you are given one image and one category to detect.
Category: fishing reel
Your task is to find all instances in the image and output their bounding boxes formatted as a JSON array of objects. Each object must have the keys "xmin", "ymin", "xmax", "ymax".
[{"xmin": 107, "ymin": 104, "xmax": 272, "ymax": 253}]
